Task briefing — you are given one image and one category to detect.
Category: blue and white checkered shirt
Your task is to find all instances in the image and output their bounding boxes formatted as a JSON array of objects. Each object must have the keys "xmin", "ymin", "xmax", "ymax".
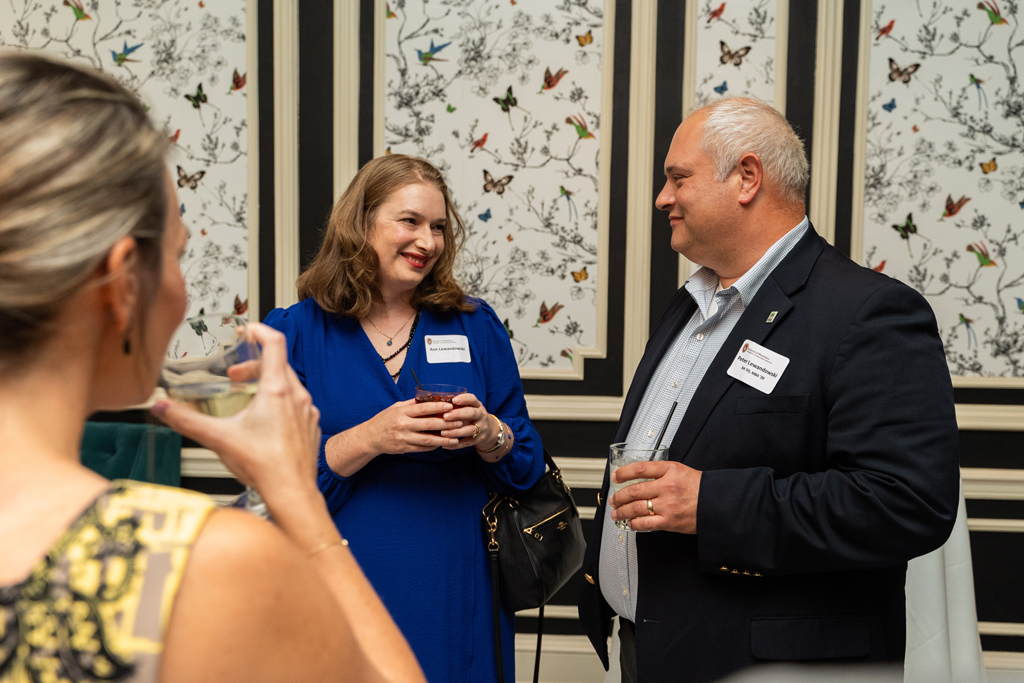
[{"xmin": 599, "ymin": 217, "xmax": 809, "ymax": 622}]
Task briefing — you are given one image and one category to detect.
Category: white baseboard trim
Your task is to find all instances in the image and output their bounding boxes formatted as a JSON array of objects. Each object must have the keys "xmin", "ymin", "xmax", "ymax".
[{"xmin": 515, "ymin": 634, "xmax": 607, "ymax": 683}]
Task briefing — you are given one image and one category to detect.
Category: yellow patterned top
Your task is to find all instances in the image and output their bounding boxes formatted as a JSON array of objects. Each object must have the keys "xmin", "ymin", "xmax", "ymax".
[{"xmin": 0, "ymin": 481, "xmax": 216, "ymax": 683}]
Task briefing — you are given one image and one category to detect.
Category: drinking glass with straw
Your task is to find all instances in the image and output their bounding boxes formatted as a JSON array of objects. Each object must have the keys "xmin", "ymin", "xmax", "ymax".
[{"xmin": 608, "ymin": 401, "xmax": 678, "ymax": 532}]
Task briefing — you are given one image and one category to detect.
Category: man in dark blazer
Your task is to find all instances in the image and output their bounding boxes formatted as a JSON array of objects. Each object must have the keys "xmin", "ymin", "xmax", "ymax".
[{"xmin": 577, "ymin": 98, "xmax": 960, "ymax": 683}]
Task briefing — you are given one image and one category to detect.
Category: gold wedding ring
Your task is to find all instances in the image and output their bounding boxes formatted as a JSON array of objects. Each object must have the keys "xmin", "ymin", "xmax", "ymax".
[
  {"xmin": 646, "ymin": 499, "xmax": 655, "ymax": 516},
  {"xmin": 472, "ymin": 423, "xmax": 481, "ymax": 439}
]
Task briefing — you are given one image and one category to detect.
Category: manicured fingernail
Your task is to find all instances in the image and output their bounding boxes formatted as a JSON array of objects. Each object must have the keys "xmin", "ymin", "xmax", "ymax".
[
  {"xmin": 151, "ymin": 401, "xmax": 168, "ymax": 418},
  {"xmin": 450, "ymin": 439, "xmax": 459, "ymax": 445}
]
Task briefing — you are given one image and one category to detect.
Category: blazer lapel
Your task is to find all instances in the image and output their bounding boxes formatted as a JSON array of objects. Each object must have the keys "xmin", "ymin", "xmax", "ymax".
[
  {"xmin": 615, "ymin": 290, "xmax": 698, "ymax": 442},
  {"xmin": 668, "ymin": 228, "xmax": 826, "ymax": 463}
]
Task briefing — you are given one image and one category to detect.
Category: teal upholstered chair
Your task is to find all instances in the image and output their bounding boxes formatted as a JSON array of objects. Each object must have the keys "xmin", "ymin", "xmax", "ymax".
[{"xmin": 80, "ymin": 421, "xmax": 181, "ymax": 487}]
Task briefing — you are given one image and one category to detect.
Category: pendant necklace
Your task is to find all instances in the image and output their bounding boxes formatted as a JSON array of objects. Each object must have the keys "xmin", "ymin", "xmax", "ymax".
[
  {"xmin": 367, "ymin": 308, "xmax": 417, "ymax": 346},
  {"xmin": 379, "ymin": 310, "xmax": 421, "ymax": 379}
]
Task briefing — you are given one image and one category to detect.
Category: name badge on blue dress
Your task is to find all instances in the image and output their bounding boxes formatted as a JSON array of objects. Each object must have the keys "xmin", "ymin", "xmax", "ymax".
[{"xmin": 425, "ymin": 334, "xmax": 471, "ymax": 363}]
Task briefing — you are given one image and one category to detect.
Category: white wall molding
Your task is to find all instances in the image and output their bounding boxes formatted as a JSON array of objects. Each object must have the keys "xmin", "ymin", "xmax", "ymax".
[
  {"xmin": 333, "ymin": 0, "xmax": 360, "ymax": 198},
  {"xmin": 956, "ymin": 404, "xmax": 1024, "ymax": 431},
  {"xmin": 962, "ymin": 468, "xmax": 1024, "ymax": 501},
  {"xmin": 985, "ymin": 651, "xmax": 1024, "ymax": 670},
  {"xmin": 273, "ymin": 0, "xmax": 300, "ymax": 308},
  {"xmin": 968, "ymin": 518, "xmax": 1024, "ymax": 533},
  {"xmin": 246, "ymin": 0, "xmax": 260, "ymax": 317},
  {"xmin": 807, "ymin": 0, "xmax": 843, "ymax": 245}
]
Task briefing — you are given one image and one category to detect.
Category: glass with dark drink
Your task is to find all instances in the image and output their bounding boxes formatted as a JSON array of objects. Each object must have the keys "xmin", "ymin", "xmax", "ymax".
[{"xmin": 415, "ymin": 384, "xmax": 467, "ymax": 435}]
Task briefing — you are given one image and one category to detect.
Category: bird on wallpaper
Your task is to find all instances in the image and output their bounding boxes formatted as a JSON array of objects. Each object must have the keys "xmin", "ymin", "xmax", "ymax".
[
  {"xmin": 959, "ymin": 314, "xmax": 979, "ymax": 349},
  {"xmin": 63, "ymin": 0, "xmax": 90, "ymax": 21},
  {"xmin": 417, "ymin": 39, "xmax": 451, "ymax": 65},
  {"xmin": 386, "ymin": 2, "xmax": 397, "ymax": 18},
  {"xmin": 978, "ymin": 0, "xmax": 1009, "ymax": 25},
  {"xmin": 970, "ymin": 74, "xmax": 989, "ymax": 109},
  {"xmin": 891, "ymin": 213, "xmax": 918, "ymax": 256},
  {"xmin": 228, "ymin": 69, "xmax": 246, "ymax": 94},
  {"xmin": 168, "ymin": 129, "xmax": 181, "ymax": 144},
  {"xmin": 967, "ymin": 241, "xmax": 997, "ymax": 267},
  {"xmin": 940, "ymin": 194, "xmax": 971, "ymax": 220},
  {"xmin": 560, "ymin": 185, "xmax": 578, "ymax": 221},
  {"xmin": 539, "ymin": 67, "xmax": 569, "ymax": 94},
  {"xmin": 707, "ymin": 3, "xmax": 726, "ymax": 22},
  {"xmin": 111, "ymin": 41, "xmax": 143, "ymax": 66},
  {"xmin": 234, "ymin": 295, "xmax": 249, "ymax": 316},
  {"xmin": 471, "ymin": 132, "xmax": 488, "ymax": 153},
  {"xmin": 534, "ymin": 302, "xmax": 565, "ymax": 327},
  {"xmin": 503, "ymin": 319, "xmax": 514, "ymax": 339},
  {"xmin": 873, "ymin": 260, "xmax": 886, "ymax": 273},
  {"xmin": 876, "ymin": 20, "xmax": 894, "ymax": 40},
  {"xmin": 561, "ymin": 348, "xmax": 573, "ymax": 363},
  {"xmin": 565, "ymin": 114, "xmax": 595, "ymax": 140}
]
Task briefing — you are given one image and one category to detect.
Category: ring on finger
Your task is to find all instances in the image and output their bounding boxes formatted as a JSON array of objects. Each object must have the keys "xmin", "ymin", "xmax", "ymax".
[
  {"xmin": 646, "ymin": 499, "xmax": 655, "ymax": 516},
  {"xmin": 471, "ymin": 423, "xmax": 481, "ymax": 439}
]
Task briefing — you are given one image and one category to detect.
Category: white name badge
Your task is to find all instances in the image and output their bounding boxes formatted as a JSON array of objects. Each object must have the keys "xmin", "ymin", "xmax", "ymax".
[
  {"xmin": 726, "ymin": 339, "xmax": 789, "ymax": 394},
  {"xmin": 424, "ymin": 334, "xmax": 472, "ymax": 363}
]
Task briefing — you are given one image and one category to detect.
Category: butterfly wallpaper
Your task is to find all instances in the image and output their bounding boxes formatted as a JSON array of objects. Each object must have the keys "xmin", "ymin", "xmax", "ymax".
[
  {"xmin": 859, "ymin": 0, "xmax": 1024, "ymax": 378},
  {"xmin": 0, "ymin": 1, "xmax": 251, "ymax": 342},
  {"xmin": 384, "ymin": 0, "xmax": 605, "ymax": 375},
  {"xmin": 693, "ymin": 0, "xmax": 782, "ymax": 108}
]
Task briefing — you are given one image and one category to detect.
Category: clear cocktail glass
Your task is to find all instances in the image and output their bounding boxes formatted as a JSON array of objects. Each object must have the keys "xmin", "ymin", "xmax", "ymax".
[{"xmin": 608, "ymin": 442, "xmax": 668, "ymax": 531}]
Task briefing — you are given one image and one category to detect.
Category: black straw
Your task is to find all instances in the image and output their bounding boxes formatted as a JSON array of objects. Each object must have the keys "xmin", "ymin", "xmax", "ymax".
[
  {"xmin": 651, "ymin": 401, "xmax": 678, "ymax": 456},
  {"xmin": 409, "ymin": 367, "xmax": 424, "ymax": 390}
]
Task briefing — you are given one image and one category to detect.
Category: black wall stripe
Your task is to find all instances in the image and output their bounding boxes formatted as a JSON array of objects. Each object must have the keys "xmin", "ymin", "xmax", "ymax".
[{"xmin": 258, "ymin": 0, "xmax": 276, "ymax": 321}]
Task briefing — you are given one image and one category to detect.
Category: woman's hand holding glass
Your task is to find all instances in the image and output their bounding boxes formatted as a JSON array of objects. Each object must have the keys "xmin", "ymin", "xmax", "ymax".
[
  {"xmin": 358, "ymin": 399, "xmax": 463, "ymax": 454},
  {"xmin": 154, "ymin": 323, "xmax": 323, "ymax": 510},
  {"xmin": 440, "ymin": 392, "xmax": 497, "ymax": 451}
]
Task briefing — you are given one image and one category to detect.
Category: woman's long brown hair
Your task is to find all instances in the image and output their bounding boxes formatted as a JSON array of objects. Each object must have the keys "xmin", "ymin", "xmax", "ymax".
[{"xmin": 296, "ymin": 154, "xmax": 475, "ymax": 318}]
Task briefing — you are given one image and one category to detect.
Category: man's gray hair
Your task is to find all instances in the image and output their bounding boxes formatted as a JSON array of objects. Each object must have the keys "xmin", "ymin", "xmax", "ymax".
[{"xmin": 694, "ymin": 97, "xmax": 809, "ymax": 205}]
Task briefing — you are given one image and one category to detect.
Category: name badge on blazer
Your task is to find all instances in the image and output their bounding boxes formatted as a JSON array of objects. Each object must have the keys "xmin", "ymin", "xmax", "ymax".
[
  {"xmin": 727, "ymin": 339, "xmax": 789, "ymax": 394},
  {"xmin": 425, "ymin": 335, "xmax": 471, "ymax": 363}
]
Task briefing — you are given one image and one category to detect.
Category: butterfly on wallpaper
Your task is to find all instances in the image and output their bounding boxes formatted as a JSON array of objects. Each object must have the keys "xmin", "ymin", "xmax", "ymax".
[
  {"xmin": 720, "ymin": 41, "xmax": 751, "ymax": 67},
  {"xmin": 385, "ymin": 147, "xmax": 392, "ymax": 155},
  {"xmin": 200, "ymin": 228, "xmax": 207, "ymax": 236},
  {"xmin": 882, "ymin": 98, "xmax": 896, "ymax": 112},
  {"xmin": 940, "ymin": 194, "xmax": 970, "ymax": 220},
  {"xmin": 184, "ymin": 83, "xmax": 217, "ymax": 124},
  {"xmin": 576, "ymin": 30, "xmax": 593, "ymax": 47},
  {"xmin": 234, "ymin": 295, "xmax": 249, "ymax": 316},
  {"xmin": 891, "ymin": 212, "xmax": 918, "ymax": 256},
  {"xmin": 534, "ymin": 301, "xmax": 564, "ymax": 327},
  {"xmin": 888, "ymin": 58, "xmax": 920, "ymax": 85},
  {"xmin": 177, "ymin": 165, "xmax": 206, "ymax": 190},
  {"xmin": 493, "ymin": 86, "xmax": 529, "ymax": 129},
  {"xmin": 478, "ymin": 208, "xmax": 492, "ymax": 222},
  {"xmin": 980, "ymin": 157, "xmax": 998, "ymax": 174},
  {"xmin": 447, "ymin": 103, "xmax": 456, "ymax": 112},
  {"xmin": 571, "ymin": 266, "xmax": 589, "ymax": 282},
  {"xmin": 483, "ymin": 170, "xmax": 513, "ymax": 195},
  {"xmin": 1019, "ymin": 199, "xmax": 1024, "ymax": 209},
  {"xmin": 912, "ymin": 124, "xmax": 919, "ymax": 132},
  {"xmin": 506, "ymin": 233, "xmax": 514, "ymax": 242},
  {"xmin": 471, "ymin": 132, "xmax": 488, "ymax": 153},
  {"xmin": 228, "ymin": 69, "xmax": 246, "ymax": 94},
  {"xmin": 503, "ymin": 319, "xmax": 514, "ymax": 339},
  {"xmin": 713, "ymin": 81, "xmax": 728, "ymax": 95},
  {"xmin": 539, "ymin": 67, "xmax": 569, "ymax": 94},
  {"xmin": 179, "ymin": 203, "xmax": 186, "ymax": 216}
]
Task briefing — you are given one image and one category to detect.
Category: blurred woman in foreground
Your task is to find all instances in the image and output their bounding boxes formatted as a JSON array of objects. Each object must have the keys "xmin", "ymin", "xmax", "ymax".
[{"xmin": 0, "ymin": 51, "xmax": 424, "ymax": 683}]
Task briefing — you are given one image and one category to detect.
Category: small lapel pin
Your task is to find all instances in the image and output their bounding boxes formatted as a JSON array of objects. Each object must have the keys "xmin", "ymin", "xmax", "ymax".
[{"xmin": 766, "ymin": 311, "xmax": 778, "ymax": 323}]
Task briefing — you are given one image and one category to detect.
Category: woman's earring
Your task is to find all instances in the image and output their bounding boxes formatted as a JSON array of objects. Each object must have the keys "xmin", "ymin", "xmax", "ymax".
[{"xmin": 123, "ymin": 337, "xmax": 131, "ymax": 355}]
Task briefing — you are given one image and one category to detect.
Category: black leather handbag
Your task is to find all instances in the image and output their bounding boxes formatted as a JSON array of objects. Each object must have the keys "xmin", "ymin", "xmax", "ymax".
[{"xmin": 482, "ymin": 449, "xmax": 586, "ymax": 683}]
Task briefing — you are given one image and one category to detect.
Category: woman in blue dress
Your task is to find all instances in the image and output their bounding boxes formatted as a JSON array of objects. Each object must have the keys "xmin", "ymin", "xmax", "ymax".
[{"xmin": 264, "ymin": 154, "xmax": 545, "ymax": 683}]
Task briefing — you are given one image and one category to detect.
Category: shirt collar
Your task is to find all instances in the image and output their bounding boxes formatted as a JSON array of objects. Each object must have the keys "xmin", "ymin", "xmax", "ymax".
[{"xmin": 685, "ymin": 216, "xmax": 809, "ymax": 308}]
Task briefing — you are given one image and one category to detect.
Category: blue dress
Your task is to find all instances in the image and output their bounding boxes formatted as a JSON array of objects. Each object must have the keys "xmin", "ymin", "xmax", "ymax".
[{"xmin": 265, "ymin": 298, "xmax": 545, "ymax": 683}]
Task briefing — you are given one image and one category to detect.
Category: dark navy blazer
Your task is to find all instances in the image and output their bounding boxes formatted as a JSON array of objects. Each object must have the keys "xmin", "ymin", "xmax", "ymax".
[{"xmin": 578, "ymin": 226, "xmax": 961, "ymax": 683}]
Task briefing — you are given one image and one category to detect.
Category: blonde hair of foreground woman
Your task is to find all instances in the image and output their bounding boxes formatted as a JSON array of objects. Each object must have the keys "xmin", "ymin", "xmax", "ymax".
[{"xmin": 0, "ymin": 51, "xmax": 425, "ymax": 683}]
